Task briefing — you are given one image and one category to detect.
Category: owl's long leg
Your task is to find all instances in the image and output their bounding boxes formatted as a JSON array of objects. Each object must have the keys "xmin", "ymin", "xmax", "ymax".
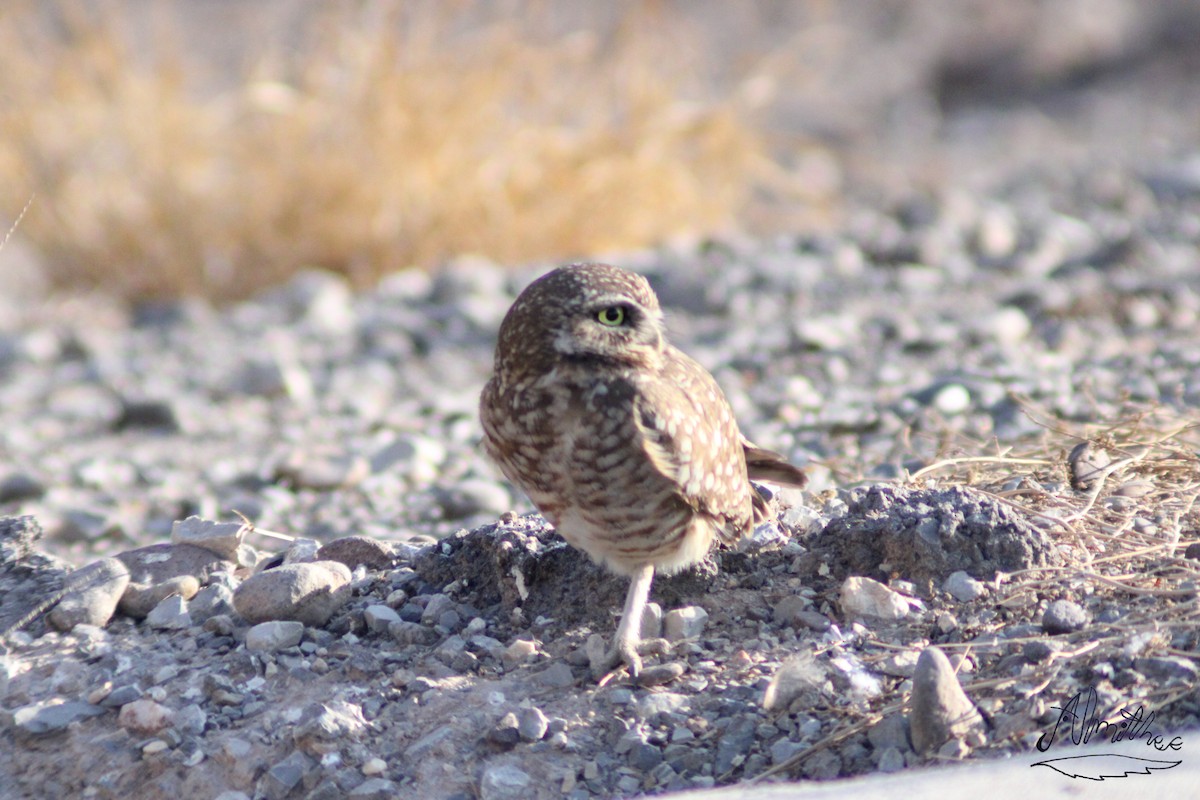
[{"xmin": 592, "ymin": 563, "xmax": 669, "ymax": 679}]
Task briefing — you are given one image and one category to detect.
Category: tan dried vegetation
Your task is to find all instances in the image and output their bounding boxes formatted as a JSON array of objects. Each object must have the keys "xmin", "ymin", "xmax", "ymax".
[{"xmin": 0, "ymin": 2, "xmax": 774, "ymax": 302}]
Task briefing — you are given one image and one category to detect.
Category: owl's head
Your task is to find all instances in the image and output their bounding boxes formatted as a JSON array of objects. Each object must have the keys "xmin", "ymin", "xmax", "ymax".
[{"xmin": 495, "ymin": 263, "xmax": 666, "ymax": 374}]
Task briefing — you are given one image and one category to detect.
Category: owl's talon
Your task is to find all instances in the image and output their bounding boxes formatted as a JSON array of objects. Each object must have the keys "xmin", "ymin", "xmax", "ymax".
[{"xmin": 590, "ymin": 637, "xmax": 671, "ymax": 681}]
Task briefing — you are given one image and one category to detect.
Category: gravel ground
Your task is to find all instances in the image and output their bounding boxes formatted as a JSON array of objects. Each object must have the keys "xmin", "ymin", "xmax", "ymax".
[{"xmin": 2, "ymin": 154, "xmax": 1199, "ymax": 799}]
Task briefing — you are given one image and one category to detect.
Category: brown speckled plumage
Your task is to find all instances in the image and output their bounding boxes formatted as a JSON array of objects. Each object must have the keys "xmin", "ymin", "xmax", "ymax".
[{"xmin": 480, "ymin": 263, "xmax": 806, "ymax": 677}]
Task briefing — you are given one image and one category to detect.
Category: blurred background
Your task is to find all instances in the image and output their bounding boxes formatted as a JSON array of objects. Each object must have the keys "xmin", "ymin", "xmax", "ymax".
[{"xmin": 2, "ymin": 0, "xmax": 1198, "ymax": 303}]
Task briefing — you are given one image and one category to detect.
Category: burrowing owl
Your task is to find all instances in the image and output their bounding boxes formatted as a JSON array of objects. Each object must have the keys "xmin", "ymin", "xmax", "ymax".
[{"xmin": 480, "ymin": 263, "xmax": 807, "ymax": 678}]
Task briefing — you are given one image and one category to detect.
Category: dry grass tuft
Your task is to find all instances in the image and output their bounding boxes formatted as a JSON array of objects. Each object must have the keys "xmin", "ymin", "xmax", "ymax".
[{"xmin": 0, "ymin": 2, "xmax": 772, "ymax": 302}]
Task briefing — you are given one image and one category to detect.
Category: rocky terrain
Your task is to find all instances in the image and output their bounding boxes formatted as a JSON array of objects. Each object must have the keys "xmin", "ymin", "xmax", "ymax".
[{"xmin": 2, "ymin": 151, "xmax": 1200, "ymax": 798}]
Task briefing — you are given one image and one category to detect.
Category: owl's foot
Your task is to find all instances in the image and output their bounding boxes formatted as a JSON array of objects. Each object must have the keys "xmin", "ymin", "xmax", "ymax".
[{"xmin": 588, "ymin": 633, "xmax": 671, "ymax": 681}]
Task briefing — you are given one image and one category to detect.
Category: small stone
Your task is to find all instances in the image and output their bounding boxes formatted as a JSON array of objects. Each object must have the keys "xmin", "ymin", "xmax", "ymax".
[
  {"xmin": 436, "ymin": 479, "xmax": 511, "ymax": 520},
  {"xmin": 363, "ymin": 605, "xmax": 401, "ymax": 634},
  {"xmin": 98, "ymin": 684, "xmax": 143, "ymax": 708},
  {"xmin": 877, "ymin": 746, "xmax": 905, "ymax": 772},
  {"xmin": 795, "ymin": 610, "xmax": 832, "ymax": 632},
  {"xmin": 517, "ymin": 707, "xmax": 549, "ymax": 742},
  {"xmin": 840, "ymin": 576, "xmax": 910, "ymax": 620},
  {"xmin": 419, "ymin": 594, "xmax": 456, "ymax": 625},
  {"xmin": 1022, "ymin": 640, "xmax": 1059, "ymax": 664},
  {"xmin": 141, "ymin": 739, "xmax": 170, "ymax": 757},
  {"xmin": 48, "ymin": 558, "xmax": 130, "ymax": 631},
  {"xmin": 932, "ymin": 384, "xmax": 971, "ymax": 415},
  {"xmin": 943, "ymin": 571, "xmax": 987, "ymax": 602},
  {"xmin": 0, "ymin": 472, "xmax": 44, "ymax": 503},
  {"xmin": 174, "ymin": 704, "xmax": 207, "ymax": 735},
  {"xmin": 1069, "ymin": 442, "xmax": 1111, "ymax": 491},
  {"xmin": 479, "ymin": 762, "xmax": 531, "ymax": 800},
  {"xmin": 771, "ymin": 595, "xmax": 809, "ymax": 627},
  {"xmin": 1184, "ymin": 542, "xmax": 1200, "ymax": 561},
  {"xmin": 636, "ymin": 662, "xmax": 687, "ymax": 687},
  {"xmin": 245, "ymin": 620, "xmax": 305, "ymax": 652},
  {"xmin": 627, "ymin": 741, "xmax": 663, "ymax": 772},
  {"xmin": 145, "ymin": 594, "xmax": 193, "ymax": 630},
  {"xmin": 118, "ymin": 699, "xmax": 174, "ymax": 735},
  {"xmin": 170, "ymin": 516, "xmax": 246, "ymax": 561},
  {"xmin": 121, "ymin": 575, "xmax": 202, "ymax": 619},
  {"xmin": 878, "ymin": 650, "xmax": 921, "ymax": 677},
  {"xmin": 260, "ymin": 750, "xmax": 313, "ymax": 799},
  {"xmin": 662, "ymin": 606, "xmax": 708, "ymax": 642},
  {"xmin": 233, "ymin": 561, "xmax": 352, "ymax": 626},
  {"xmin": 763, "ymin": 653, "xmax": 825, "ymax": 711},
  {"xmin": 533, "ymin": 662, "xmax": 575, "ymax": 688},
  {"xmin": 361, "ymin": 758, "xmax": 387, "ymax": 777},
  {"xmin": 349, "ymin": 778, "xmax": 397, "ymax": 799},
  {"xmin": 936, "ymin": 612, "xmax": 959, "ymax": 633},
  {"xmin": 293, "ymin": 701, "xmax": 368, "ymax": 756},
  {"xmin": 388, "ymin": 620, "xmax": 438, "ymax": 645},
  {"xmin": 1133, "ymin": 656, "xmax": 1199, "ymax": 682},
  {"xmin": 189, "ymin": 583, "xmax": 237, "ymax": 622},
  {"xmin": 488, "ymin": 713, "xmax": 521, "ymax": 747},
  {"xmin": 316, "ymin": 536, "xmax": 395, "ymax": 570},
  {"xmin": 12, "ymin": 700, "xmax": 105, "ymax": 736},
  {"xmin": 637, "ymin": 693, "xmax": 690, "ymax": 719},
  {"xmin": 115, "ymin": 543, "xmax": 234, "ymax": 605},
  {"xmin": 1042, "ymin": 599, "xmax": 1088, "ymax": 634},
  {"xmin": 908, "ymin": 647, "xmax": 985, "ymax": 754},
  {"xmin": 770, "ymin": 738, "xmax": 806, "ymax": 765},
  {"xmin": 867, "ymin": 713, "xmax": 911, "ymax": 752},
  {"xmin": 501, "ymin": 638, "xmax": 539, "ymax": 670},
  {"xmin": 275, "ymin": 450, "xmax": 369, "ymax": 491}
]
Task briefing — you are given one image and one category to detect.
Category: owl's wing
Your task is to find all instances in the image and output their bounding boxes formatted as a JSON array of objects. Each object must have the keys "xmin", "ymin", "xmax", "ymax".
[{"xmin": 630, "ymin": 350, "xmax": 757, "ymax": 537}]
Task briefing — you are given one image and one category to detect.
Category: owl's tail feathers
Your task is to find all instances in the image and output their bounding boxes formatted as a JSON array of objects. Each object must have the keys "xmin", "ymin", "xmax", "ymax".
[{"xmin": 743, "ymin": 444, "xmax": 808, "ymax": 489}]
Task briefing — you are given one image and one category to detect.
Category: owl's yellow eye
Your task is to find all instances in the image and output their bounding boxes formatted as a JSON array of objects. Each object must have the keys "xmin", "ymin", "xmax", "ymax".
[{"xmin": 596, "ymin": 306, "xmax": 625, "ymax": 326}]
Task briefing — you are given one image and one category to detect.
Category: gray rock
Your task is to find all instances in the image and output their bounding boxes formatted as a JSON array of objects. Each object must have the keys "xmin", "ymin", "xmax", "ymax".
[
  {"xmin": 769, "ymin": 738, "xmax": 806, "ymax": 766},
  {"xmin": 714, "ymin": 716, "xmax": 757, "ymax": 774},
  {"xmin": 363, "ymin": 604, "xmax": 401, "ymax": 633},
  {"xmin": 98, "ymin": 683, "xmax": 143, "ymax": 708},
  {"xmin": 174, "ymin": 703, "xmax": 207, "ymax": 735},
  {"xmin": 479, "ymin": 762, "xmax": 531, "ymax": 800},
  {"xmin": 516, "ymin": 706, "xmax": 549, "ymax": 742},
  {"xmin": 293, "ymin": 701, "xmax": 369, "ymax": 756},
  {"xmin": 189, "ymin": 583, "xmax": 237, "ymax": 622},
  {"xmin": 533, "ymin": 662, "xmax": 575, "ymax": 688},
  {"xmin": 349, "ymin": 778, "xmax": 397, "ymax": 799},
  {"xmin": 233, "ymin": 561, "xmax": 352, "ymax": 626},
  {"xmin": 840, "ymin": 576, "xmax": 910, "ymax": 620},
  {"xmin": 259, "ymin": 750, "xmax": 314, "ymax": 800},
  {"xmin": 638, "ymin": 692, "xmax": 690, "ymax": 720},
  {"xmin": 316, "ymin": 536, "xmax": 395, "ymax": 571},
  {"xmin": 245, "ymin": 620, "xmax": 305, "ymax": 652},
  {"xmin": 1134, "ymin": 656, "xmax": 1199, "ymax": 682},
  {"xmin": 1042, "ymin": 599, "xmax": 1088, "ymax": 634},
  {"xmin": 170, "ymin": 516, "xmax": 246, "ymax": 561},
  {"xmin": 0, "ymin": 472, "xmax": 45, "ymax": 503},
  {"xmin": 115, "ymin": 543, "xmax": 234, "ymax": 596},
  {"xmin": 487, "ymin": 713, "xmax": 521, "ymax": 747},
  {"xmin": 48, "ymin": 557, "xmax": 130, "ymax": 631},
  {"xmin": 662, "ymin": 606, "xmax": 708, "ymax": 642},
  {"xmin": 943, "ymin": 570, "xmax": 987, "ymax": 602},
  {"xmin": 121, "ymin": 575, "xmax": 202, "ymax": 619},
  {"xmin": 388, "ymin": 620, "xmax": 439, "ymax": 645},
  {"xmin": 908, "ymin": 646, "xmax": 985, "ymax": 754},
  {"xmin": 877, "ymin": 746, "xmax": 905, "ymax": 772},
  {"xmin": 11, "ymin": 700, "xmax": 106, "ymax": 736},
  {"xmin": 762, "ymin": 653, "xmax": 826, "ymax": 712},
  {"xmin": 145, "ymin": 594, "xmax": 192, "ymax": 630}
]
